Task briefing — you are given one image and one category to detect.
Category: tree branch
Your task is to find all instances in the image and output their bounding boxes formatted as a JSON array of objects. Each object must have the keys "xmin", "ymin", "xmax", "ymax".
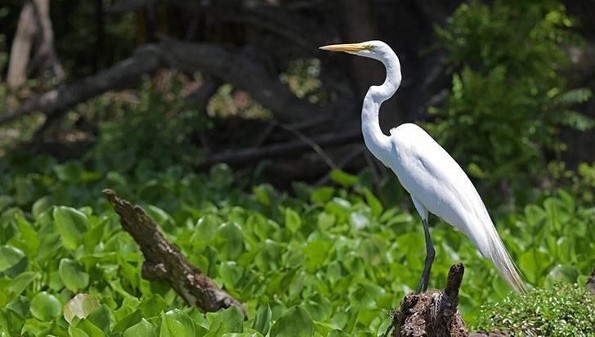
[
  {"xmin": 198, "ymin": 128, "xmax": 361, "ymax": 169},
  {"xmin": 102, "ymin": 189, "xmax": 247, "ymax": 317},
  {"xmin": 1, "ymin": 38, "xmax": 325, "ymax": 125}
]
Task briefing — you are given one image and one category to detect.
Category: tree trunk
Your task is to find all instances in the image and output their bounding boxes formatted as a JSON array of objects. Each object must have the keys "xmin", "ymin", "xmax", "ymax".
[
  {"xmin": 7, "ymin": 1, "xmax": 36, "ymax": 88},
  {"xmin": 31, "ymin": 0, "xmax": 65, "ymax": 81}
]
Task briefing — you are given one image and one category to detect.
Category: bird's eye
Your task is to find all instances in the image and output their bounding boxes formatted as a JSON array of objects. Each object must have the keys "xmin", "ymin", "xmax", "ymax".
[{"xmin": 364, "ymin": 45, "xmax": 375, "ymax": 51}]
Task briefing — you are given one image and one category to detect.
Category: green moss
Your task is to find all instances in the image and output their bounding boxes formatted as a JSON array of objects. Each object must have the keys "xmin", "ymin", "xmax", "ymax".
[{"xmin": 476, "ymin": 284, "xmax": 595, "ymax": 336}]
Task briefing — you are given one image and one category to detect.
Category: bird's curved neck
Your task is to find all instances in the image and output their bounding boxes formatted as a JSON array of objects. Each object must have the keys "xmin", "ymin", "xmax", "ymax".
[{"xmin": 361, "ymin": 50, "xmax": 401, "ymax": 164}]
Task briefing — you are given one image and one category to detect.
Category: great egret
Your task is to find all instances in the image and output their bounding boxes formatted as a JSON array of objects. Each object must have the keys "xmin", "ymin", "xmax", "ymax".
[{"xmin": 320, "ymin": 41, "xmax": 525, "ymax": 293}]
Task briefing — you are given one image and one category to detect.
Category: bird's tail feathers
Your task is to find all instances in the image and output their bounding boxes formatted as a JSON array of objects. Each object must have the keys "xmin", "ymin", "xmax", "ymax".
[{"xmin": 485, "ymin": 229, "xmax": 526, "ymax": 293}]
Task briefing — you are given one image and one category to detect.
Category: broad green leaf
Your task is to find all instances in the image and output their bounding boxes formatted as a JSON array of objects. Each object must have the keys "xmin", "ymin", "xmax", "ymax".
[
  {"xmin": 6, "ymin": 295, "xmax": 30, "ymax": 318},
  {"xmin": 64, "ymin": 294, "xmax": 101, "ymax": 324},
  {"xmin": 284, "ymin": 208, "xmax": 301, "ymax": 233},
  {"xmin": 317, "ymin": 212, "xmax": 336, "ymax": 230},
  {"xmin": 68, "ymin": 326, "xmax": 90, "ymax": 337},
  {"xmin": 363, "ymin": 188, "xmax": 383, "ymax": 216},
  {"xmin": 0, "ymin": 246, "xmax": 25, "ymax": 272},
  {"xmin": 303, "ymin": 295, "xmax": 332, "ymax": 321},
  {"xmin": 545, "ymin": 264, "xmax": 579, "ymax": 286},
  {"xmin": 86, "ymin": 305, "xmax": 111, "ymax": 333},
  {"xmin": 30, "ymin": 291, "xmax": 62, "ymax": 321},
  {"xmin": 73, "ymin": 318, "xmax": 105, "ymax": 337},
  {"xmin": 251, "ymin": 304, "xmax": 271, "ymax": 335},
  {"xmin": 0, "ymin": 308, "xmax": 25, "ymax": 336},
  {"xmin": 138, "ymin": 294, "xmax": 168, "ymax": 318},
  {"xmin": 330, "ymin": 170, "xmax": 358, "ymax": 187},
  {"xmin": 519, "ymin": 249, "xmax": 552, "ymax": 284},
  {"xmin": 219, "ymin": 261, "xmax": 243, "ymax": 289},
  {"xmin": 123, "ymin": 318, "xmax": 155, "ymax": 337},
  {"xmin": 8, "ymin": 271, "xmax": 37, "ymax": 296},
  {"xmin": 83, "ymin": 220, "xmax": 105, "ymax": 253},
  {"xmin": 270, "ymin": 306, "xmax": 314, "ymax": 337},
  {"xmin": 14, "ymin": 213, "xmax": 40, "ymax": 257},
  {"xmin": 113, "ymin": 309, "xmax": 142, "ymax": 332},
  {"xmin": 310, "ymin": 187, "xmax": 335, "ymax": 204},
  {"xmin": 59, "ymin": 259, "xmax": 90, "ymax": 292},
  {"xmin": 36, "ymin": 232, "xmax": 61, "ymax": 263},
  {"xmin": 160, "ymin": 309, "xmax": 195, "ymax": 337},
  {"xmin": 193, "ymin": 214, "xmax": 221, "ymax": 242},
  {"xmin": 216, "ymin": 223, "xmax": 245, "ymax": 260},
  {"xmin": 53, "ymin": 206, "xmax": 91, "ymax": 250},
  {"xmin": 31, "ymin": 197, "xmax": 53, "ymax": 219},
  {"xmin": 206, "ymin": 306, "xmax": 243, "ymax": 335}
]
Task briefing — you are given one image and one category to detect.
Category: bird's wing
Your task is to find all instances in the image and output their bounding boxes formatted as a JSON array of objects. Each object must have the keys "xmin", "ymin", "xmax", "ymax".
[{"xmin": 388, "ymin": 123, "xmax": 492, "ymax": 254}]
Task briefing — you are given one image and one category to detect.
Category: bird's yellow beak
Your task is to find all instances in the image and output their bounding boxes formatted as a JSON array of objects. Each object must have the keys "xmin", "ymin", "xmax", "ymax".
[{"xmin": 319, "ymin": 43, "xmax": 371, "ymax": 53}]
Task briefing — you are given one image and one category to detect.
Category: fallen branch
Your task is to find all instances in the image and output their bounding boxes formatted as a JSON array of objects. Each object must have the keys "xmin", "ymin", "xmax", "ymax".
[
  {"xmin": 102, "ymin": 189, "xmax": 247, "ymax": 317},
  {"xmin": 390, "ymin": 263, "xmax": 467, "ymax": 337},
  {"xmin": 0, "ymin": 45, "xmax": 162, "ymax": 124},
  {"xmin": 1, "ymin": 38, "xmax": 328, "ymax": 125},
  {"xmin": 197, "ymin": 128, "xmax": 361, "ymax": 169}
]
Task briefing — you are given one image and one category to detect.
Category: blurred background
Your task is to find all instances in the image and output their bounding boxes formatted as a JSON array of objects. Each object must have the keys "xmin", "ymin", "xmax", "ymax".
[
  {"xmin": 0, "ymin": 1, "xmax": 594, "ymax": 333},
  {"xmin": 0, "ymin": 0, "xmax": 594, "ymax": 209}
]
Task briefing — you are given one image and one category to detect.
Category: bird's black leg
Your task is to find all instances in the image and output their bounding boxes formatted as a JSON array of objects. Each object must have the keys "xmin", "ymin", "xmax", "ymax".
[{"xmin": 416, "ymin": 218, "xmax": 435, "ymax": 293}]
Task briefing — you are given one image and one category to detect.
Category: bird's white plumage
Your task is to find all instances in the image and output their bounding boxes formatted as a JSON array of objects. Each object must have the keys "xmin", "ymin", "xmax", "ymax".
[
  {"xmin": 321, "ymin": 40, "xmax": 525, "ymax": 293},
  {"xmin": 388, "ymin": 123, "xmax": 491, "ymax": 255}
]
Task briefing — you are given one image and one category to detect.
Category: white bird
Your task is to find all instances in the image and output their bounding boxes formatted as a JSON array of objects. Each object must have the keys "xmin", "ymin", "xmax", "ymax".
[{"xmin": 320, "ymin": 40, "xmax": 525, "ymax": 293}]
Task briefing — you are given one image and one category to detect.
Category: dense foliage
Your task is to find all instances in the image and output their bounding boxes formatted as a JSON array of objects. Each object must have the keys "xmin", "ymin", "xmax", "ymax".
[
  {"xmin": 477, "ymin": 284, "xmax": 595, "ymax": 336},
  {"xmin": 0, "ymin": 157, "xmax": 593, "ymax": 336},
  {"xmin": 430, "ymin": 0, "xmax": 593, "ymax": 204}
]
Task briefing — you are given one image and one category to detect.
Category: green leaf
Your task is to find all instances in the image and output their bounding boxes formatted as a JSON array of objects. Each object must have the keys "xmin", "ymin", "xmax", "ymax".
[
  {"xmin": 138, "ymin": 294, "xmax": 168, "ymax": 318},
  {"xmin": 0, "ymin": 308, "xmax": 25, "ymax": 336},
  {"xmin": 216, "ymin": 223, "xmax": 245, "ymax": 260},
  {"xmin": 6, "ymin": 295, "xmax": 30, "ymax": 318},
  {"xmin": 284, "ymin": 208, "xmax": 302, "ymax": 233},
  {"xmin": 206, "ymin": 306, "xmax": 244, "ymax": 336},
  {"xmin": 59, "ymin": 259, "xmax": 90, "ymax": 292},
  {"xmin": 193, "ymin": 214, "xmax": 221, "ymax": 243},
  {"xmin": 36, "ymin": 233, "xmax": 61, "ymax": 263},
  {"xmin": 251, "ymin": 304, "xmax": 271, "ymax": 335},
  {"xmin": 8, "ymin": 271, "xmax": 38, "ymax": 296},
  {"xmin": 310, "ymin": 187, "xmax": 335, "ymax": 203},
  {"xmin": 68, "ymin": 326, "xmax": 90, "ymax": 337},
  {"xmin": 14, "ymin": 213, "xmax": 40, "ymax": 257},
  {"xmin": 30, "ymin": 291, "xmax": 62, "ymax": 321},
  {"xmin": 519, "ymin": 248, "xmax": 552, "ymax": 284},
  {"xmin": 73, "ymin": 318, "xmax": 105, "ymax": 337},
  {"xmin": 64, "ymin": 294, "xmax": 101, "ymax": 324},
  {"xmin": 270, "ymin": 306, "xmax": 314, "ymax": 337},
  {"xmin": 113, "ymin": 309, "xmax": 142, "ymax": 332},
  {"xmin": 362, "ymin": 188, "xmax": 383, "ymax": 216},
  {"xmin": 219, "ymin": 261, "xmax": 243, "ymax": 289},
  {"xmin": 160, "ymin": 309, "xmax": 195, "ymax": 337},
  {"xmin": 83, "ymin": 220, "xmax": 105, "ymax": 253},
  {"xmin": 330, "ymin": 170, "xmax": 358, "ymax": 187},
  {"xmin": 0, "ymin": 245, "xmax": 25, "ymax": 272},
  {"xmin": 31, "ymin": 196, "xmax": 53, "ymax": 219},
  {"xmin": 545, "ymin": 264, "xmax": 579, "ymax": 286},
  {"xmin": 53, "ymin": 206, "xmax": 91, "ymax": 250},
  {"xmin": 123, "ymin": 318, "xmax": 156, "ymax": 337}
]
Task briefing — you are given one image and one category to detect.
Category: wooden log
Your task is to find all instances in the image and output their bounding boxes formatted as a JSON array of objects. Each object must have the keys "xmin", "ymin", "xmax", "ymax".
[{"xmin": 102, "ymin": 189, "xmax": 247, "ymax": 317}]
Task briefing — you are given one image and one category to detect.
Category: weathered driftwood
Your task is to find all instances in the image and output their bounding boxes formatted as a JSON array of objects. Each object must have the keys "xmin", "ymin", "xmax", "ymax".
[
  {"xmin": 391, "ymin": 263, "xmax": 468, "ymax": 337},
  {"xmin": 102, "ymin": 189, "xmax": 246, "ymax": 317}
]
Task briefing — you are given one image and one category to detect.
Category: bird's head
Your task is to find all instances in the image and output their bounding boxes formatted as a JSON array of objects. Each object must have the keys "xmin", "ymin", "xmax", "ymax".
[{"xmin": 319, "ymin": 40, "xmax": 393, "ymax": 62}]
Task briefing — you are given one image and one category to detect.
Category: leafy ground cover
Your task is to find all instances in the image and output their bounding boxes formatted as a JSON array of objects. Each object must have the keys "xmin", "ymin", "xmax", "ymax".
[{"xmin": 0, "ymin": 158, "xmax": 593, "ymax": 336}]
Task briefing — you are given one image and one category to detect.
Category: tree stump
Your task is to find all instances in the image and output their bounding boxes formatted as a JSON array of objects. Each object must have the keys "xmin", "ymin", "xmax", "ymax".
[{"xmin": 391, "ymin": 263, "xmax": 468, "ymax": 337}]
